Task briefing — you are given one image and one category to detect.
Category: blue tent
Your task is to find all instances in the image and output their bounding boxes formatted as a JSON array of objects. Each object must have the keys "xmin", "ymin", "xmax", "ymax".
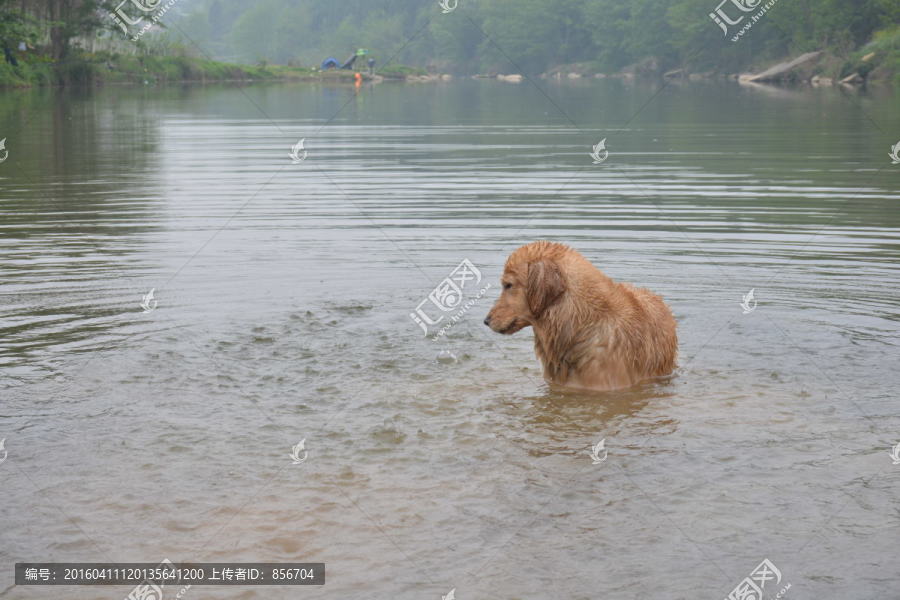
[{"xmin": 321, "ymin": 57, "xmax": 340, "ymax": 70}]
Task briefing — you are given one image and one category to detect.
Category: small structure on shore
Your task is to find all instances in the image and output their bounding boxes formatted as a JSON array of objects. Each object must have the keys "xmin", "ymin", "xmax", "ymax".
[{"xmin": 341, "ymin": 48, "xmax": 369, "ymax": 70}]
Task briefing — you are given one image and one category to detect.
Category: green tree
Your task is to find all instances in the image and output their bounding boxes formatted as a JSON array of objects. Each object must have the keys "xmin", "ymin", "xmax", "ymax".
[{"xmin": 0, "ymin": 0, "xmax": 39, "ymax": 56}]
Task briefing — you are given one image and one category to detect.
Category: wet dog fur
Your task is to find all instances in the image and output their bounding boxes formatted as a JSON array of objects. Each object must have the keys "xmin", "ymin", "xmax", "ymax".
[{"xmin": 484, "ymin": 241, "xmax": 677, "ymax": 391}]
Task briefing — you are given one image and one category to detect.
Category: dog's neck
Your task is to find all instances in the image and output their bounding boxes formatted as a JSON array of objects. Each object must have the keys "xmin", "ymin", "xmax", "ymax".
[
  {"xmin": 532, "ymin": 299, "xmax": 592, "ymax": 381},
  {"xmin": 531, "ymin": 278, "xmax": 623, "ymax": 384}
]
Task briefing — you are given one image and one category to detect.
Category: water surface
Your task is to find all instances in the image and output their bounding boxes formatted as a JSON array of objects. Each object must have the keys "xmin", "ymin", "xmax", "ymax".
[{"xmin": 1, "ymin": 78, "xmax": 899, "ymax": 599}]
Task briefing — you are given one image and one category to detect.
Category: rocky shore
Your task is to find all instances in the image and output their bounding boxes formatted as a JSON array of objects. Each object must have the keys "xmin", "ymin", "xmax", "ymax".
[{"xmin": 531, "ymin": 34, "xmax": 899, "ymax": 88}]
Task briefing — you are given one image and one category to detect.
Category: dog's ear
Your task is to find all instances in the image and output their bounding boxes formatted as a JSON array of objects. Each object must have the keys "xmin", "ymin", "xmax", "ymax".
[{"xmin": 526, "ymin": 260, "xmax": 565, "ymax": 317}]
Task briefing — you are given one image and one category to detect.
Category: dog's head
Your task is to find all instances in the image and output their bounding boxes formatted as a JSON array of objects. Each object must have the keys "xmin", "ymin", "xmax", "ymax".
[{"xmin": 484, "ymin": 242, "xmax": 567, "ymax": 334}]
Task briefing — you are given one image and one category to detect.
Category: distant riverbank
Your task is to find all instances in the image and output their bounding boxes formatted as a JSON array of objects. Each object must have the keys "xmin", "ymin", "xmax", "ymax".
[
  {"xmin": 4, "ymin": 23, "xmax": 897, "ymax": 90},
  {"xmin": 0, "ymin": 51, "xmax": 429, "ymax": 88},
  {"xmin": 537, "ymin": 26, "xmax": 900, "ymax": 88}
]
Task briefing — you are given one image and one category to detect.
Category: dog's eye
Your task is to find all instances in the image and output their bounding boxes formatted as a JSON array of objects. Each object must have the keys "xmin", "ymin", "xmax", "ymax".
[{"xmin": 503, "ymin": 282, "xmax": 513, "ymax": 290}]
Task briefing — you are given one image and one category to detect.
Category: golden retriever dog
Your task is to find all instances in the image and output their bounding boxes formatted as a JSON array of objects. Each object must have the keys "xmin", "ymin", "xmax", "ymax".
[{"xmin": 484, "ymin": 241, "xmax": 677, "ymax": 391}]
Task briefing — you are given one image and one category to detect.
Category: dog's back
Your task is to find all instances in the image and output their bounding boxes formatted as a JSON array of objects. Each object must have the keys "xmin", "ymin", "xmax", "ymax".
[
  {"xmin": 613, "ymin": 282, "xmax": 678, "ymax": 379},
  {"xmin": 542, "ymin": 263, "xmax": 677, "ymax": 390}
]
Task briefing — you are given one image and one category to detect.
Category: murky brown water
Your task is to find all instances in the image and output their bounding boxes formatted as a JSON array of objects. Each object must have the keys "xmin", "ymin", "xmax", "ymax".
[{"xmin": 1, "ymin": 78, "xmax": 899, "ymax": 599}]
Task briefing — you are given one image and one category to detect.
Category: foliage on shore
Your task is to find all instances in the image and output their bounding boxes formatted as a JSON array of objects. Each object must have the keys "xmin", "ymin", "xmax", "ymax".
[
  {"xmin": 0, "ymin": 48, "xmax": 423, "ymax": 88},
  {"xmin": 170, "ymin": 0, "xmax": 900, "ymax": 80},
  {"xmin": 0, "ymin": 0, "xmax": 897, "ymax": 87},
  {"xmin": 0, "ymin": 51, "xmax": 275, "ymax": 87},
  {"xmin": 842, "ymin": 25, "xmax": 900, "ymax": 84}
]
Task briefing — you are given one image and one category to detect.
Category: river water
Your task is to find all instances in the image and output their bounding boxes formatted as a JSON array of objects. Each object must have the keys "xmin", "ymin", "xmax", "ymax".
[{"xmin": 1, "ymin": 78, "xmax": 899, "ymax": 599}]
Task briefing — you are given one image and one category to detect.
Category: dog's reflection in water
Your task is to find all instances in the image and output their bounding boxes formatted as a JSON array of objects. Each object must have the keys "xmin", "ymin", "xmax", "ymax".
[{"xmin": 500, "ymin": 377, "xmax": 679, "ymax": 460}]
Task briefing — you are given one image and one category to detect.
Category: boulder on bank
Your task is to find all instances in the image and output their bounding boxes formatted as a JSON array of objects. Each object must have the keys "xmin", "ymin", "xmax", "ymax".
[
  {"xmin": 839, "ymin": 72, "xmax": 864, "ymax": 85},
  {"xmin": 746, "ymin": 51, "xmax": 823, "ymax": 83},
  {"xmin": 620, "ymin": 56, "xmax": 661, "ymax": 77},
  {"xmin": 405, "ymin": 74, "xmax": 441, "ymax": 82},
  {"xmin": 541, "ymin": 62, "xmax": 596, "ymax": 79}
]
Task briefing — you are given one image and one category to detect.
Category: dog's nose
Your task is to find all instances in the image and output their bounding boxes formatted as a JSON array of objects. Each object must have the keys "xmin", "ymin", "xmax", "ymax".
[{"xmin": 483, "ymin": 315, "xmax": 491, "ymax": 326}]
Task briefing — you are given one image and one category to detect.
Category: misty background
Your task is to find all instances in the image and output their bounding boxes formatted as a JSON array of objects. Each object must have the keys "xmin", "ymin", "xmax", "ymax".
[{"xmin": 164, "ymin": 0, "xmax": 899, "ymax": 73}]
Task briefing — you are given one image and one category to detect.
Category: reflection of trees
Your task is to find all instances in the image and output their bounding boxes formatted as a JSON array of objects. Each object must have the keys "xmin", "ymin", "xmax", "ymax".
[{"xmin": 0, "ymin": 86, "xmax": 158, "ymax": 230}]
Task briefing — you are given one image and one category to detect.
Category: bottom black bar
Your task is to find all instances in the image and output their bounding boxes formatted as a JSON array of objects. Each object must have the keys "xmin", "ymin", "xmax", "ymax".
[{"xmin": 15, "ymin": 562, "xmax": 324, "ymax": 585}]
